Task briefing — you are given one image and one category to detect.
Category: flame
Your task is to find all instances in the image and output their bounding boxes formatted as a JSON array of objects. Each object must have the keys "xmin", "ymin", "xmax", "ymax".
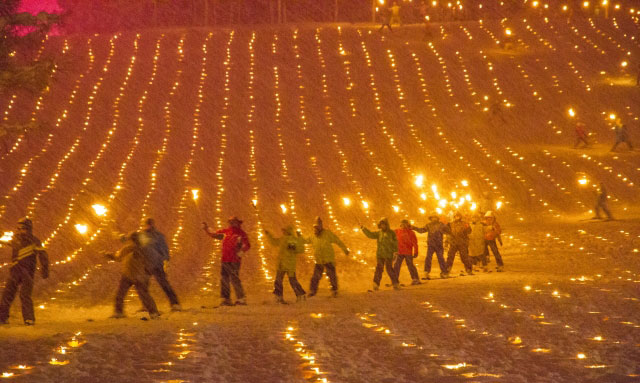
[{"xmin": 91, "ymin": 204, "xmax": 107, "ymax": 216}]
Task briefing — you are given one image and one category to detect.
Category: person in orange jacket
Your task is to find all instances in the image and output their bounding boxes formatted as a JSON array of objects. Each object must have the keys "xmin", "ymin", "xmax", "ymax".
[
  {"xmin": 394, "ymin": 219, "xmax": 421, "ymax": 285},
  {"xmin": 482, "ymin": 211, "xmax": 504, "ymax": 272}
]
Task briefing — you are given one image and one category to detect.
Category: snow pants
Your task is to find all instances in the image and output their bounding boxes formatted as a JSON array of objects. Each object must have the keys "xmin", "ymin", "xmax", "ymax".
[
  {"xmin": 221, "ymin": 262, "xmax": 245, "ymax": 300},
  {"xmin": 150, "ymin": 265, "xmax": 180, "ymax": 306},
  {"xmin": 446, "ymin": 243, "xmax": 472, "ymax": 272},
  {"xmin": 274, "ymin": 270, "xmax": 305, "ymax": 298},
  {"xmin": 0, "ymin": 266, "xmax": 35, "ymax": 323},
  {"xmin": 373, "ymin": 258, "xmax": 399, "ymax": 286},
  {"xmin": 595, "ymin": 200, "xmax": 613, "ymax": 220},
  {"xmin": 425, "ymin": 244, "xmax": 447, "ymax": 273},
  {"xmin": 114, "ymin": 276, "xmax": 158, "ymax": 316},
  {"xmin": 309, "ymin": 263, "xmax": 338, "ymax": 294},
  {"xmin": 611, "ymin": 139, "xmax": 633, "ymax": 151},
  {"xmin": 393, "ymin": 255, "xmax": 420, "ymax": 281},
  {"xmin": 574, "ymin": 136, "xmax": 589, "ymax": 148},
  {"xmin": 482, "ymin": 240, "xmax": 504, "ymax": 267}
]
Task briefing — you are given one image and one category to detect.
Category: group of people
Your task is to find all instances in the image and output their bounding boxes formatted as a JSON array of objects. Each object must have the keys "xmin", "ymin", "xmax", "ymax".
[
  {"xmin": 573, "ymin": 117, "xmax": 634, "ymax": 152},
  {"xmin": 0, "ymin": 209, "xmax": 504, "ymax": 324},
  {"xmin": 361, "ymin": 211, "xmax": 504, "ymax": 291}
]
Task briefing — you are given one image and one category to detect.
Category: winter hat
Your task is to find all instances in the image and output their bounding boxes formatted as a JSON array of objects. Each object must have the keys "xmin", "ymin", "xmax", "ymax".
[
  {"xmin": 400, "ymin": 219, "xmax": 410, "ymax": 225},
  {"xmin": 228, "ymin": 216, "xmax": 243, "ymax": 225},
  {"xmin": 377, "ymin": 218, "xmax": 389, "ymax": 228},
  {"xmin": 145, "ymin": 218, "xmax": 155, "ymax": 226},
  {"xmin": 17, "ymin": 217, "xmax": 33, "ymax": 232},
  {"xmin": 428, "ymin": 213, "xmax": 439, "ymax": 220},
  {"xmin": 313, "ymin": 216, "xmax": 323, "ymax": 228}
]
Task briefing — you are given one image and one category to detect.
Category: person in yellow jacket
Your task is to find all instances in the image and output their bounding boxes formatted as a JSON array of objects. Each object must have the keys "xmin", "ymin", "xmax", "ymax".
[
  {"xmin": 265, "ymin": 225, "xmax": 307, "ymax": 304},
  {"xmin": 362, "ymin": 218, "xmax": 400, "ymax": 291},
  {"xmin": 301, "ymin": 217, "xmax": 349, "ymax": 298},
  {"xmin": 105, "ymin": 232, "xmax": 159, "ymax": 319}
]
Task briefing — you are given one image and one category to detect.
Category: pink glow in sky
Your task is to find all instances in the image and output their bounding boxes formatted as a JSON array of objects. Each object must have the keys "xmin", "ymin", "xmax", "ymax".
[{"xmin": 18, "ymin": 0, "xmax": 62, "ymax": 14}]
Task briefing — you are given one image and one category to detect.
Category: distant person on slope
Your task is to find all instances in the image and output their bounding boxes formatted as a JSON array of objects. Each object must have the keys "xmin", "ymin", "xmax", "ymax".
[
  {"xmin": 390, "ymin": 2, "xmax": 402, "ymax": 25},
  {"xmin": 266, "ymin": 225, "xmax": 306, "ymax": 304},
  {"xmin": 140, "ymin": 218, "xmax": 181, "ymax": 311},
  {"xmin": 593, "ymin": 183, "xmax": 614, "ymax": 221},
  {"xmin": 378, "ymin": 6, "xmax": 393, "ymax": 32},
  {"xmin": 573, "ymin": 120, "xmax": 590, "ymax": 149},
  {"xmin": 482, "ymin": 211, "xmax": 504, "ymax": 272},
  {"xmin": 362, "ymin": 218, "xmax": 400, "ymax": 291},
  {"xmin": 301, "ymin": 217, "xmax": 349, "ymax": 298},
  {"xmin": 445, "ymin": 212, "xmax": 474, "ymax": 276},
  {"xmin": 0, "ymin": 218, "xmax": 49, "ymax": 326},
  {"xmin": 611, "ymin": 118, "xmax": 633, "ymax": 152},
  {"xmin": 202, "ymin": 217, "xmax": 250, "ymax": 306},
  {"xmin": 105, "ymin": 232, "xmax": 159, "ymax": 319},
  {"xmin": 394, "ymin": 219, "xmax": 421, "ymax": 285},
  {"xmin": 412, "ymin": 213, "xmax": 450, "ymax": 279}
]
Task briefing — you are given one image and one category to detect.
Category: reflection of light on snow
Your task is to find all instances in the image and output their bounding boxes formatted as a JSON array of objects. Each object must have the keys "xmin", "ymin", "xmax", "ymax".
[
  {"xmin": 49, "ymin": 358, "xmax": 69, "ymax": 366},
  {"xmin": 577, "ymin": 353, "xmax": 587, "ymax": 359},
  {"xmin": 74, "ymin": 224, "xmax": 88, "ymax": 235},
  {"xmin": 91, "ymin": 204, "xmax": 107, "ymax": 216},
  {"xmin": 1, "ymin": 372, "xmax": 14, "ymax": 378},
  {"xmin": 531, "ymin": 348, "xmax": 551, "ymax": 353},
  {"xmin": 442, "ymin": 363, "xmax": 467, "ymax": 370}
]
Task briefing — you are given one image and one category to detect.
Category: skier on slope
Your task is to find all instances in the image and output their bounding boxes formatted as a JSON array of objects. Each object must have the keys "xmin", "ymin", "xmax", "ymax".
[
  {"xmin": 445, "ymin": 212, "xmax": 474, "ymax": 276},
  {"xmin": 394, "ymin": 219, "xmax": 421, "ymax": 285},
  {"xmin": 593, "ymin": 183, "xmax": 614, "ymax": 221},
  {"xmin": 301, "ymin": 217, "xmax": 349, "ymax": 298},
  {"xmin": 202, "ymin": 217, "xmax": 251, "ymax": 306},
  {"xmin": 482, "ymin": 211, "xmax": 504, "ymax": 272},
  {"xmin": 140, "ymin": 218, "xmax": 181, "ymax": 311},
  {"xmin": 412, "ymin": 213, "xmax": 450, "ymax": 279},
  {"xmin": 265, "ymin": 225, "xmax": 306, "ymax": 304},
  {"xmin": 611, "ymin": 118, "xmax": 634, "ymax": 152},
  {"xmin": 0, "ymin": 218, "xmax": 49, "ymax": 325},
  {"xmin": 105, "ymin": 231, "xmax": 160, "ymax": 319},
  {"xmin": 573, "ymin": 120, "xmax": 590, "ymax": 149},
  {"xmin": 362, "ymin": 218, "xmax": 400, "ymax": 291}
]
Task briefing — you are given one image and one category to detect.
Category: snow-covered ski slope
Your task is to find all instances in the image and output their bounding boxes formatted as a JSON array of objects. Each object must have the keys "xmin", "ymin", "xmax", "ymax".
[{"xmin": 0, "ymin": 14, "xmax": 639, "ymax": 382}]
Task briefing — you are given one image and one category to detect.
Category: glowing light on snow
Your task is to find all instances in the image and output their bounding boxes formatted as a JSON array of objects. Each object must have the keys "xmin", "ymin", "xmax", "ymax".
[
  {"xmin": 461, "ymin": 180, "xmax": 468, "ymax": 187},
  {"xmin": 568, "ymin": 108, "xmax": 576, "ymax": 117},
  {"xmin": 1, "ymin": 372, "xmax": 14, "ymax": 378},
  {"xmin": 0, "ymin": 232, "xmax": 13, "ymax": 243},
  {"xmin": 509, "ymin": 336, "xmax": 522, "ymax": 345},
  {"xmin": 91, "ymin": 204, "xmax": 107, "ymax": 216},
  {"xmin": 342, "ymin": 197, "xmax": 351, "ymax": 207},
  {"xmin": 362, "ymin": 201, "xmax": 369, "ymax": 209},
  {"xmin": 442, "ymin": 363, "xmax": 467, "ymax": 370},
  {"xmin": 592, "ymin": 336, "xmax": 604, "ymax": 341},
  {"xmin": 620, "ymin": 61, "xmax": 628, "ymax": 68},
  {"xmin": 414, "ymin": 174, "xmax": 424, "ymax": 188},
  {"xmin": 505, "ymin": 28, "xmax": 512, "ymax": 36},
  {"xmin": 577, "ymin": 353, "xmax": 587, "ymax": 359},
  {"xmin": 49, "ymin": 358, "xmax": 69, "ymax": 366},
  {"xmin": 74, "ymin": 224, "xmax": 88, "ymax": 235},
  {"xmin": 582, "ymin": 1, "xmax": 589, "ymax": 7},
  {"xmin": 252, "ymin": 199, "xmax": 258, "ymax": 207},
  {"xmin": 280, "ymin": 204, "xmax": 287, "ymax": 214},
  {"xmin": 524, "ymin": 285, "xmax": 532, "ymax": 291},
  {"xmin": 420, "ymin": 193, "xmax": 427, "ymax": 200},
  {"xmin": 191, "ymin": 189, "xmax": 199, "ymax": 201},
  {"xmin": 578, "ymin": 178, "xmax": 588, "ymax": 185},
  {"xmin": 609, "ymin": 113, "xmax": 616, "ymax": 120},
  {"xmin": 495, "ymin": 201, "xmax": 503, "ymax": 210},
  {"xmin": 393, "ymin": 205, "xmax": 400, "ymax": 213}
]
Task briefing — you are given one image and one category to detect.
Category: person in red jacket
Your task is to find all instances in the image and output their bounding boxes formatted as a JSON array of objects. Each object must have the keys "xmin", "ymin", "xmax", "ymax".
[
  {"xmin": 202, "ymin": 216, "xmax": 250, "ymax": 306},
  {"xmin": 394, "ymin": 219, "xmax": 421, "ymax": 285},
  {"xmin": 482, "ymin": 211, "xmax": 504, "ymax": 272},
  {"xmin": 574, "ymin": 121, "xmax": 590, "ymax": 149}
]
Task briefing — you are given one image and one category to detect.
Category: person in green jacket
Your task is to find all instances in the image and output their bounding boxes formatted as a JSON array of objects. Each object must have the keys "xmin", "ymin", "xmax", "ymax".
[
  {"xmin": 302, "ymin": 217, "xmax": 349, "ymax": 298},
  {"xmin": 265, "ymin": 225, "xmax": 306, "ymax": 304},
  {"xmin": 362, "ymin": 218, "xmax": 400, "ymax": 291}
]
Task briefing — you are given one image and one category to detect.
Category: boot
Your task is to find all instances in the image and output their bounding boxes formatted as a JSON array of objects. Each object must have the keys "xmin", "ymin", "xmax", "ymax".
[
  {"xmin": 392, "ymin": 283, "xmax": 401, "ymax": 290},
  {"xmin": 235, "ymin": 298, "xmax": 247, "ymax": 306},
  {"xmin": 372, "ymin": 283, "xmax": 380, "ymax": 291},
  {"xmin": 496, "ymin": 266, "xmax": 504, "ymax": 272},
  {"xmin": 171, "ymin": 304, "xmax": 182, "ymax": 312},
  {"xmin": 275, "ymin": 295, "xmax": 287, "ymax": 304},
  {"xmin": 411, "ymin": 279, "xmax": 421, "ymax": 285},
  {"xmin": 440, "ymin": 272, "xmax": 449, "ymax": 279},
  {"xmin": 296, "ymin": 294, "xmax": 306, "ymax": 302},
  {"xmin": 149, "ymin": 312, "xmax": 161, "ymax": 320},
  {"xmin": 220, "ymin": 299, "xmax": 234, "ymax": 306},
  {"xmin": 331, "ymin": 290, "xmax": 338, "ymax": 298},
  {"xmin": 422, "ymin": 273, "xmax": 431, "ymax": 280},
  {"xmin": 110, "ymin": 312, "xmax": 126, "ymax": 319}
]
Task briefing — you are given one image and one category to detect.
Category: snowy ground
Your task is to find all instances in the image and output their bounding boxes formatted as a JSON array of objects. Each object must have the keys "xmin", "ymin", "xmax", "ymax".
[{"xmin": 0, "ymin": 13, "xmax": 639, "ymax": 382}]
